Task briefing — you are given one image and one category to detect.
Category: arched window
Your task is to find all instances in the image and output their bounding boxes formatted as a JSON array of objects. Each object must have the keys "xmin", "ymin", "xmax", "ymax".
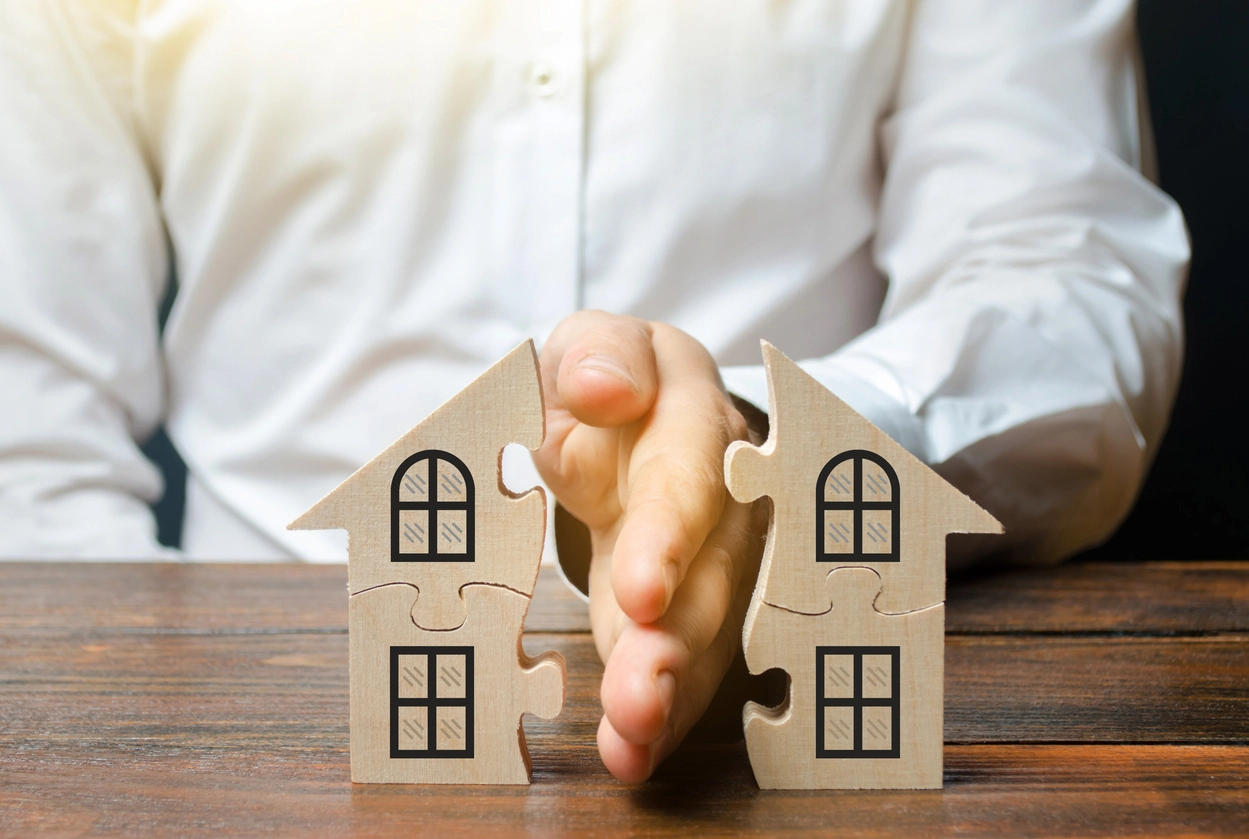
[
  {"xmin": 816, "ymin": 450, "xmax": 899, "ymax": 563},
  {"xmin": 391, "ymin": 450, "xmax": 475, "ymax": 563}
]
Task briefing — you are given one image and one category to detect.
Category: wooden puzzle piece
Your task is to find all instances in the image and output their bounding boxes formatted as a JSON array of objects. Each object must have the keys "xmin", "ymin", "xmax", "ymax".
[
  {"xmin": 742, "ymin": 567, "xmax": 943, "ymax": 789},
  {"xmin": 289, "ymin": 340, "xmax": 546, "ymax": 629},
  {"xmin": 725, "ymin": 341, "xmax": 1001, "ymax": 616},
  {"xmin": 348, "ymin": 582, "xmax": 565, "ymax": 784}
]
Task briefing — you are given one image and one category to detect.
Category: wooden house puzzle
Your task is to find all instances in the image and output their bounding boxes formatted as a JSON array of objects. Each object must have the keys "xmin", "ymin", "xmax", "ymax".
[
  {"xmin": 289, "ymin": 340, "xmax": 565, "ymax": 784},
  {"xmin": 725, "ymin": 342, "xmax": 1002, "ymax": 789}
]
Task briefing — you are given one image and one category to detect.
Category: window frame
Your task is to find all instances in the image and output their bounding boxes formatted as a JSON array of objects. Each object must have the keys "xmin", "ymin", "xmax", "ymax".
[
  {"xmin": 815, "ymin": 644, "xmax": 901, "ymax": 759},
  {"xmin": 815, "ymin": 449, "xmax": 900, "ymax": 563},
  {"xmin": 390, "ymin": 644, "xmax": 475, "ymax": 759},
  {"xmin": 390, "ymin": 449, "xmax": 476, "ymax": 563}
]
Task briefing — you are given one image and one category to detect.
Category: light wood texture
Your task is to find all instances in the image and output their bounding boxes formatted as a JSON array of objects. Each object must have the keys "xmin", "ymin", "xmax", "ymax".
[
  {"xmin": 729, "ymin": 342, "xmax": 1002, "ymax": 790},
  {"xmin": 348, "ymin": 582, "xmax": 564, "ymax": 784},
  {"xmin": 742, "ymin": 567, "xmax": 944, "ymax": 789},
  {"xmin": 726, "ymin": 341, "xmax": 1002, "ymax": 616},
  {"xmin": 288, "ymin": 340, "xmax": 546, "ymax": 629},
  {"xmin": 286, "ymin": 341, "xmax": 557, "ymax": 785},
  {"xmin": 2, "ymin": 560, "xmax": 1247, "ymax": 836}
]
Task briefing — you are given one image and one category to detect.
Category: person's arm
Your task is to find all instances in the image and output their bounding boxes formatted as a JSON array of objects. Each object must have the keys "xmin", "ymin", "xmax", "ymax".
[
  {"xmin": 536, "ymin": 0, "xmax": 1188, "ymax": 783},
  {"xmin": 0, "ymin": 1, "xmax": 173, "ymax": 557},
  {"xmin": 723, "ymin": 0, "xmax": 1189, "ymax": 565}
]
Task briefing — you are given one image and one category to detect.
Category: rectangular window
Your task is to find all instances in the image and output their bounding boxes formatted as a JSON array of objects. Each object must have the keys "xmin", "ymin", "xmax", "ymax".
[
  {"xmin": 816, "ymin": 645, "xmax": 900, "ymax": 759},
  {"xmin": 391, "ymin": 645, "xmax": 474, "ymax": 759}
]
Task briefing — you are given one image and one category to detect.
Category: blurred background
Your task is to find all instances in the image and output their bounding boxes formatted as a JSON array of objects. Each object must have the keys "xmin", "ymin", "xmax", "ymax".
[{"xmin": 142, "ymin": 0, "xmax": 1249, "ymax": 560}]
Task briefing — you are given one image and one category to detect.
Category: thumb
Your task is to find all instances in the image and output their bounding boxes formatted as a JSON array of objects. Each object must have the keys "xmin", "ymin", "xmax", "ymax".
[{"xmin": 541, "ymin": 310, "xmax": 659, "ymax": 428}]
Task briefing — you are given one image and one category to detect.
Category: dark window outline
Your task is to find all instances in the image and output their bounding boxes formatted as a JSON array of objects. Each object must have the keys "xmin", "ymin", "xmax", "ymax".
[
  {"xmin": 815, "ymin": 645, "xmax": 901, "ymax": 759},
  {"xmin": 391, "ymin": 450, "xmax": 475, "ymax": 563},
  {"xmin": 390, "ymin": 645, "xmax": 475, "ymax": 759},
  {"xmin": 816, "ymin": 450, "xmax": 900, "ymax": 563}
]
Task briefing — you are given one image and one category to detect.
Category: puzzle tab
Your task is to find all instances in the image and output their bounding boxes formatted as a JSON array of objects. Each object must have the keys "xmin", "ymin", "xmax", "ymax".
[
  {"xmin": 726, "ymin": 342, "xmax": 1001, "ymax": 617},
  {"xmin": 289, "ymin": 340, "xmax": 565, "ymax": 785},
  {"xmin": 742, "ymin": 568, "xmax": 943, "ymax": 789},
  {"xmin": 726, "ymin": 341, "xmax": 1002, "ymax": 789},
  {"xmin": 349, "ymin": 583, "xmax": 563, "ymax": 784},
  {"xmin": 289, "ymin": 340, "xmax": 547, "ymax": 629}
]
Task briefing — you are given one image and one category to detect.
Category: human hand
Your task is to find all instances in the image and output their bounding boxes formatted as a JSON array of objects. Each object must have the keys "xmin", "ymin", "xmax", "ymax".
[{"xmin": 533, "ymin": 310, "xmax": 767, "ymax": 782}]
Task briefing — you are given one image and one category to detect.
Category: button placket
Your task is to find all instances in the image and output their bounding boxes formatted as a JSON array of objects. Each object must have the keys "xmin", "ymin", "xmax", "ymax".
[{"xmin": 490, "ymin": 0, "xmax": 585, "ymax": 341}]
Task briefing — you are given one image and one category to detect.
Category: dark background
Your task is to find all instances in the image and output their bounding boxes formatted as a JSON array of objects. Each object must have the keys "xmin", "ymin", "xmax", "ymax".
[
  {"xmin": 143, "ymin": 0, "xmax": 1249, "ymax": 559},
  {"xmin": 1088, "ymin": 0, "xmax": 1249, "ymax": 561}
]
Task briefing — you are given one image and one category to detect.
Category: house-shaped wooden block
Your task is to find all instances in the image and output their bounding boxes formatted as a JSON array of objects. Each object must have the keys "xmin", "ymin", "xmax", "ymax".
[
  {"xmin": 725, "ymin": 342, "xmax": 1002, "ymax": 617},
  {"xmin": 288, "ymin": 340, "xmax": 564, "ymax": 784},
  {"xmin": 725, "ymin": 342, "xmax": 1002, "ymax": 789},
  {"xmin": 742, "ymin": 568, "xmax": 944, "ymax": 789},
  {"xmin": 289, "ymin": 340, "xmax": 547, "ymax": 629},
  {"xmin": 348, "ymin": 582, "xmax": 563, "ymax": 784}
]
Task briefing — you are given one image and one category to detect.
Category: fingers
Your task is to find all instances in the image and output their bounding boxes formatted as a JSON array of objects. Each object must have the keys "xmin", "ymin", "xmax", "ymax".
[
  {"xmin": 543, "ymin": 310, "xmax": 658, "ymax": 428},
  {"xmin": 533, "ymin": 311, "xmax": 659, "ymax": 530},
  {"xmin": 609, "ymin": 326, "xmax": 749, "ymax": 623},
  {"xmin": 594, "ymin": 505, "xmax": 761, "ymax": 782},
  {"xmin": 597, "ymin": 621, "xmax": 742, "ymax": 783},
  {"xmin": 594, "ymin": 501, "xmax": 759, "ymax": 764}
]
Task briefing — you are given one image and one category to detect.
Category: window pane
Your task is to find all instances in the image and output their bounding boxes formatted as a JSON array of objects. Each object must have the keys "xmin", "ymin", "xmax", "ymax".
[
  {"xmin": 437, "ymin": 510, "xmax": 469, "ymax": 554},
  {"xmin": 861, "ymin": 706, "xmax": 894, "ymax": 752},
  {"xmin": 860, "ymin": 463, "xmax": 893, "ymax": 502},
  {"xmin": 398, "ymin": 460, "xmax": 431, "ymax": 502},
  {"xmin": 397, "ymin": 706, "xmax": 428, "ymax": 751},
  {"xmin": 436, "ymin": 706, "xmax": 468, "ymax": 751},
  {"xmin": 861, "ymin": 654, "xmax": 893, "ymax": 699},
  {"xmin": 823, "ymin": 459, "xmax": 855, "ymax": 501},
  {"xmin": 823, "ymin": 510, "xmax": 855, "ymax": 555},
  {"xmin": 398, "ymin": 510, "xmax": 430, "ymax": 555},
  {"xmin": 823, "ymin": 706, "xmax": 855, "ymax": 748},
  {"xmin": 823, "ymin": 653, "xmax": 855, "ymax": 699},
  {"xmin": 861, "ymin": 509, "xmax": 893, "ymax": 555},
  {"xmin": 397, "ymin": 654, "xmax": 428, "ymax": 699},
  {"xmin": 436, "ymin": 459, "xmax": 469, "ymax": 502},
  {"xmin": 435, "ymin": 654, "xmax": 468, "ymax": 700}
]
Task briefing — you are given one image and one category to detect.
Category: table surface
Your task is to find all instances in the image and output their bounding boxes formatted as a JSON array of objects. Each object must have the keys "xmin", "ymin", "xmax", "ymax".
[{"xmin": 1, "ymin": 560, "xmax": 1246, "ymax": 837}]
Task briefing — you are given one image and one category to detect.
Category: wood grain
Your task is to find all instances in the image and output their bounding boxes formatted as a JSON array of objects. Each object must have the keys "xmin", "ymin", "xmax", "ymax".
[
  {"xmin": 289, "ymin": 339, "xmax": 547, "ymax": 630},
  {"xmin": 947, "ymin": 560, "xmax": 1249, "ymax": 633},
  {"xmin": 725, "ymin": 341, "xmax": 1001, "ymax": 617},
  {"xmin": 0, "ymin": 562, "xmax": 590, "ymax": 634},
  {"xmin": 1, "ymin": 745, "xmax": 1246, "ymax": 838},
  {"xmin": 743, "ymin": 568, "xmax": 946, "ymax": 788},
  {"xmin": 1, "ymin": 561, "xmax": 1247, "ymax": 836},
  {"xmin": 3, "ymin": 560, "xmax": 1244, "ymax": 636},
  {"xmin": 2, "ymin": 632, "xmax": 1245, "ymax": 751}
]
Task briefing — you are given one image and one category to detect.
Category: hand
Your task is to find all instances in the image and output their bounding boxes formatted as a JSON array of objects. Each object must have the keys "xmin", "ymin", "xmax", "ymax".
[{"xmin": 533, "ymin": 310, "xmax": 767, "ymax": 782}]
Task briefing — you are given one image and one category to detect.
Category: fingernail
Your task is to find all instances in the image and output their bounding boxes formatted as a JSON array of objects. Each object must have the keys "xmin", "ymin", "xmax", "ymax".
[
  {"xmin": 574, "ymin": 354, "xmax": 637, "ymax": 390},
  {"xmin": 662, "ymin": 560, "xmax": 680, "ymax": 606},
  {"xmin": 655, "ymin": 670, "xmax": 677, "ymax": 718}
]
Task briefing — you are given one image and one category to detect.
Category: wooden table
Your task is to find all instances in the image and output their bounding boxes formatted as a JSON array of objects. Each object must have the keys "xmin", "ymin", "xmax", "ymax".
[{"xmin": 1, "ymin": 560, "xmax": 1246, "ymax": 836}]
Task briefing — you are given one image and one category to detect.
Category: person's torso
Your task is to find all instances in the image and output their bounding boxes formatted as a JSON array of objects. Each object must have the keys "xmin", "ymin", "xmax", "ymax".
[{"xmin": 130, "ymin": 0, "xmax": 909, "ymax": 557}]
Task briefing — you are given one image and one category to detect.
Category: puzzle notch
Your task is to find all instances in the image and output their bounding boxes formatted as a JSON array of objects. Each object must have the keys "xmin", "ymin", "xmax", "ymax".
[
  {"xmin": 349, "ymin": 582, "xmax": 565, "ymax": 784},
  {"xmin": 287, "ymin": 340, "xmax": 559, "ymax": 784},
  {"xmin": 742, "ymin": 567, "xmax": 943, "ymax": 790},
  {"xmin": 287, "ymin": 338, "xmax": 547, "ymax": 628},
  {"xmin": 726, "ymin": 341, "xmax": 1001, "ymax": 617}
]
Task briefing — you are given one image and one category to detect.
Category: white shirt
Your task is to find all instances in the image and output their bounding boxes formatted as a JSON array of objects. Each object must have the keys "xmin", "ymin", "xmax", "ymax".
[{"xmin": 0, "ymin": 0, "xmax": 1188, "ymax": 566}]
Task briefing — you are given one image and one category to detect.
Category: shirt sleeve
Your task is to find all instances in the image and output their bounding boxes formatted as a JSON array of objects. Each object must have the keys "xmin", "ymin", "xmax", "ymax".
[
  {"xmin": 722, "ymin": 0, "xmax": 1190, "ymax": 566},
  {"xmin": 0, "ymin": 1, "xmax": 174, "ymax": 558}
]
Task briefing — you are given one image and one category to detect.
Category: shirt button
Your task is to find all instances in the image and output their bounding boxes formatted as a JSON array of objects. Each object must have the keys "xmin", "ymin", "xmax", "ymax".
[{"xmin": 527, "ymin": 61, "xmax": 561, "ymax": 98}]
